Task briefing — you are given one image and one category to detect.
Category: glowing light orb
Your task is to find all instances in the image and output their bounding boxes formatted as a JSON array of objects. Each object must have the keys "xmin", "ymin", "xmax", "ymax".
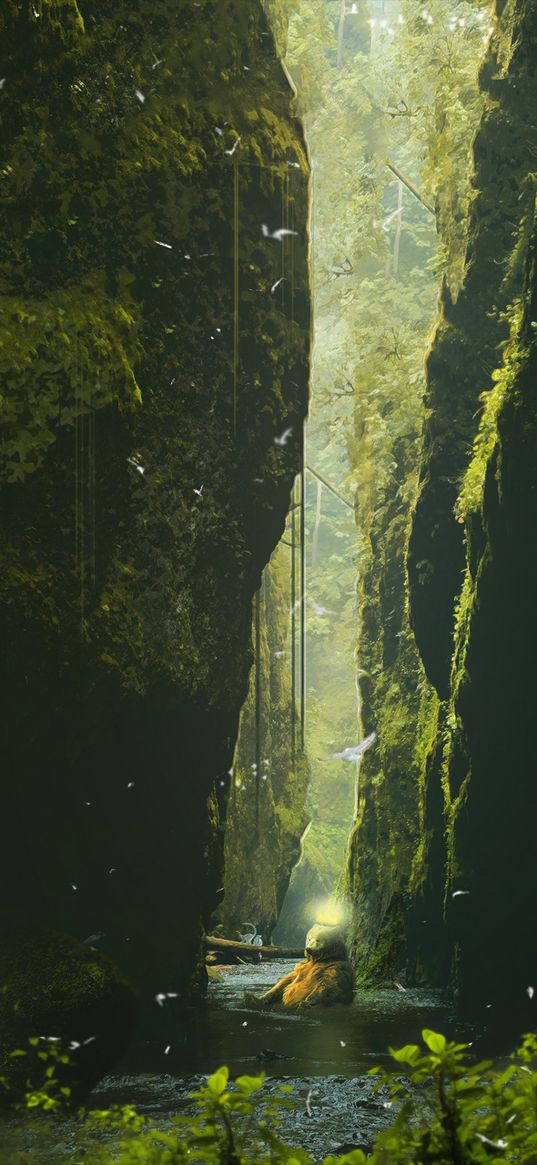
[{"xmin": 313, "ymin": 898, "xmax": 347, "ymax": 927}]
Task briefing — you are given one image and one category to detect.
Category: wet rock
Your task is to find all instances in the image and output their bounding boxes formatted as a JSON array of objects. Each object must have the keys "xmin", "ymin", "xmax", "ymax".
[{"xmin": 0, "ymin": 927, "xmax": 138, "ymax": 1108}]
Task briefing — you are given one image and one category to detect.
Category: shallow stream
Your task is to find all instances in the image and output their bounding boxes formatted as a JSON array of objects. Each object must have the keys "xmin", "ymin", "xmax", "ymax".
[
  {"xmin": 91, "ymin": 961, "xmax": 455, "ymax": 1158},
  {"xmin": 6, "ymin": 962, "xmax": 459, "ymax": 1161}
]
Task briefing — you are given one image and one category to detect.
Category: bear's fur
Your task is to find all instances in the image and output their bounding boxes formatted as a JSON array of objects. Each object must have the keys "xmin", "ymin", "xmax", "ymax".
[{"xmin": 257, "ymin": 924, "xmax": 354, "ymax": 1008}]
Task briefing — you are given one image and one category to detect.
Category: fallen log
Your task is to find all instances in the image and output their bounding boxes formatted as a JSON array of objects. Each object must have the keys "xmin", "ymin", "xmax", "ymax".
[{"xmin": 205, "ymin": 935, "xmax": 303, "ymax": 960}]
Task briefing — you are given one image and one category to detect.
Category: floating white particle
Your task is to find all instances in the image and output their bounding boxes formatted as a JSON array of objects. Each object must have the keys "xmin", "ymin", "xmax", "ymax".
[
  {"xmin": 262, "ymin": 224, "xmax": 298, "ymax": 242},
  {"xmin": 271, "ymin": 277, "xmax": 284, "ymax": 294},
  {"xmin": 397, "ymin": 13, "xmax": 404, "ymax": 24},
  {"xmin": 135, "ymin": 89, "xmax": 145, "ymax": 104},
  {"xmin": 242, "ymin": 1021, "xmax": 248, "ymax": 1027},
  {"xmin": 340, "ymin": 1040, "xmax": 346, "ymax": 1047},
  {"xmin": 394, "ymin": 980, "xmax": 407, "ymax": 992},
  {"xmin": 476, "ymin": 1135, "xmax": 508, "ymax": 1150},
  {"xmin": 155, "ymin": 240, "xmax": 172, "ymax": 249},
  {"xmin": 69, "ymin": 1040, "xmax": 81, "ymax": 1050},
  {"xmin": 84, "ymin": 801, "xmax": 91, "ymax": 806},
  {"xmin": 127, "ymin": 781, "xmax": 135, "ymax": 788},
  {"xmin": 164, "ymin": 1044, "xmax": 171, "ymax": 1054},
  {"xmin": 380, "ymin": 19, "xmax": 387, "ymax": 28},
  {"xmin": 225, "ymin": 136, "xmax": 241, "ymax": 157},
  {"xmin": 193, "ymin": 484, "xmax": 203, "ymax": 498},
  {"xmin": 155, "ymin": 992, "xmax": 179, "ymax": 1007},
  {"xmin": 274, "ymin": 426, "xmax": 293, "ymax": 447},
  {"xmin": 0, "ymin": 79, "xmax": 6, "ymax": 89},
  {"xmin": 83, "ymin": 1036, "xmax": 96, "ymax": 1045},
  {"xmin": 219, "ymin": 780, "xmax": 225, "ymax": 786},
  {"xmin": 527, "ymin": 986, "xmax": 535, "ymax": 999},
  {"xmin": 452, "ymin": 890, "xmax": 470, "ymax": 897},
  {"xmin": 323, "ymin": 732, "xmax": 377, "ymax": 762},
  {"xmin": 108, "ymin": 867, "xmax": 117, "ymax": 874},
  {"xmin": 184, "ymin": 253, "xmax": 191, "ymax": 260},
  {"xmin": 215, "ymin": 126, "xmax": 224, "ymax": 136},
  {"xmin": 71, "ymin": 884, "xmax": 78, "ymax": 891}
]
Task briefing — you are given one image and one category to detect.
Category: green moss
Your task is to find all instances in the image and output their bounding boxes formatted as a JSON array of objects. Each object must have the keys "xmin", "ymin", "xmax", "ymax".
[
  {"xmin": 220, "ymin": 542, "xmax": 310, "ymax": 940},
  {"xmin": 0, "ymin": 0, "xmax": 310, "ymax": 1018},
  {"xmin": 0, "ymin": 928, "xmax": 137, "ymax": 1107},
  {"xmin": 0, "ymin": 286, "xmax": 141, "ymax": 482},
  {"xmin": 456, "ymin": 302, "xmax": 527, "ymax": 522}
]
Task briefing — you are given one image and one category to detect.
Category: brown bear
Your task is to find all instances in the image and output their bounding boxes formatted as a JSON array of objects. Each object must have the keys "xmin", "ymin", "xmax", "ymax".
[{"xmin": 255, "ymin": 923, "xmax": 354, "ymax": 1008}]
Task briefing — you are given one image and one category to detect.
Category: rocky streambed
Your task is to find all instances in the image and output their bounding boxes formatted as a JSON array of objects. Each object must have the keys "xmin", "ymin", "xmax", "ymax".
[{"xmin": 3, "ymin": 962, "xmax": 460, "ymax": 1161}]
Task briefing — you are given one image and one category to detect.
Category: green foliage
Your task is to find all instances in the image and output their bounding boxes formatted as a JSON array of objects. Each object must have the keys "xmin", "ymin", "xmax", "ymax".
[
  {"xmin": 9, "ymin": 1031, "xmax": 537, "ymax": 1164},
  {"xmin": 369, "ymin": 1029, "xmax": 537, "ymax": 1164}
]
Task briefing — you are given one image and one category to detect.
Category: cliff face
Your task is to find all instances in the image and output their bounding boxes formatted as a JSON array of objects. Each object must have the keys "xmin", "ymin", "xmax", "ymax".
[
  {"xmin": 345, "ymin": 0, "xmax": 537, "ymax": 1013},
  {"xmin": 0, "ymin": 0, "xmax": 309, "ymax": 1028},
  {"xmin": 406, "ymin": 0, "xmax": 537, "ymax": 1020},
  {"xmin": 447, "ymin": 260, "xmax": 537, "ymax": 1020},
  {"xmin": 220, "ymin": 542, "xmax": 310, "ymax": 943},
  {"xmin": 408, "ymin": 0, "xmax": 537, "ymax": 698}
]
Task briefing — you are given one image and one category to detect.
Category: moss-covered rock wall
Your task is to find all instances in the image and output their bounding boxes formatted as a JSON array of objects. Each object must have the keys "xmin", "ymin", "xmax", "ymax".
[
  {"xmin": 345, "ymin": 0, "xmax": 537, "ymax": 1011},
  {"xmin": 408, "ymin": 0, "xmax": 537, "ymax": 698},
  {"xmin": 406, "ymin": 0, "xmax": 537, "ymax": 1022},
  {"xmin": 220, "ymin": 541, "xmax": 310, "ymax": 942},
  {"xmin": 0, "ymin": 0, "xmax": 310, "ymax": 1045}
]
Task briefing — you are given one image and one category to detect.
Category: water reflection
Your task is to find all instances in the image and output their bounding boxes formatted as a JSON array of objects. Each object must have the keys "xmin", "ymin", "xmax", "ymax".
[{"xmin": 121, "ymin": 961, "xmax": 454, "ymax": 1079}]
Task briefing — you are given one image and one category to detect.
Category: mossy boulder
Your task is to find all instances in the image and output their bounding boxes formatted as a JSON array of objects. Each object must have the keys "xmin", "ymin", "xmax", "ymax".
[{"xmin": 0, "ymin": 927, "xmax": 138, "ymax": 1107}]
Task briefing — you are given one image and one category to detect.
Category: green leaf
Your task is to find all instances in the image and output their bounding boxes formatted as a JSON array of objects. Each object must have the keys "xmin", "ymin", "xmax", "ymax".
[
  {"xmin": 422, "ymin": 1029, "xmax": 447, "ymax": 1054},
  {"xmin": 390, "ymin": 1043, "xmax": 420, "ymax": 1064},
  {"xmin": 207, "ymin": 1066, "xmax": 228, "ymax": 1096},
  {"xmin": 236, "ymin": 1071, "xmax": 265, "ymax": 1095}
]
